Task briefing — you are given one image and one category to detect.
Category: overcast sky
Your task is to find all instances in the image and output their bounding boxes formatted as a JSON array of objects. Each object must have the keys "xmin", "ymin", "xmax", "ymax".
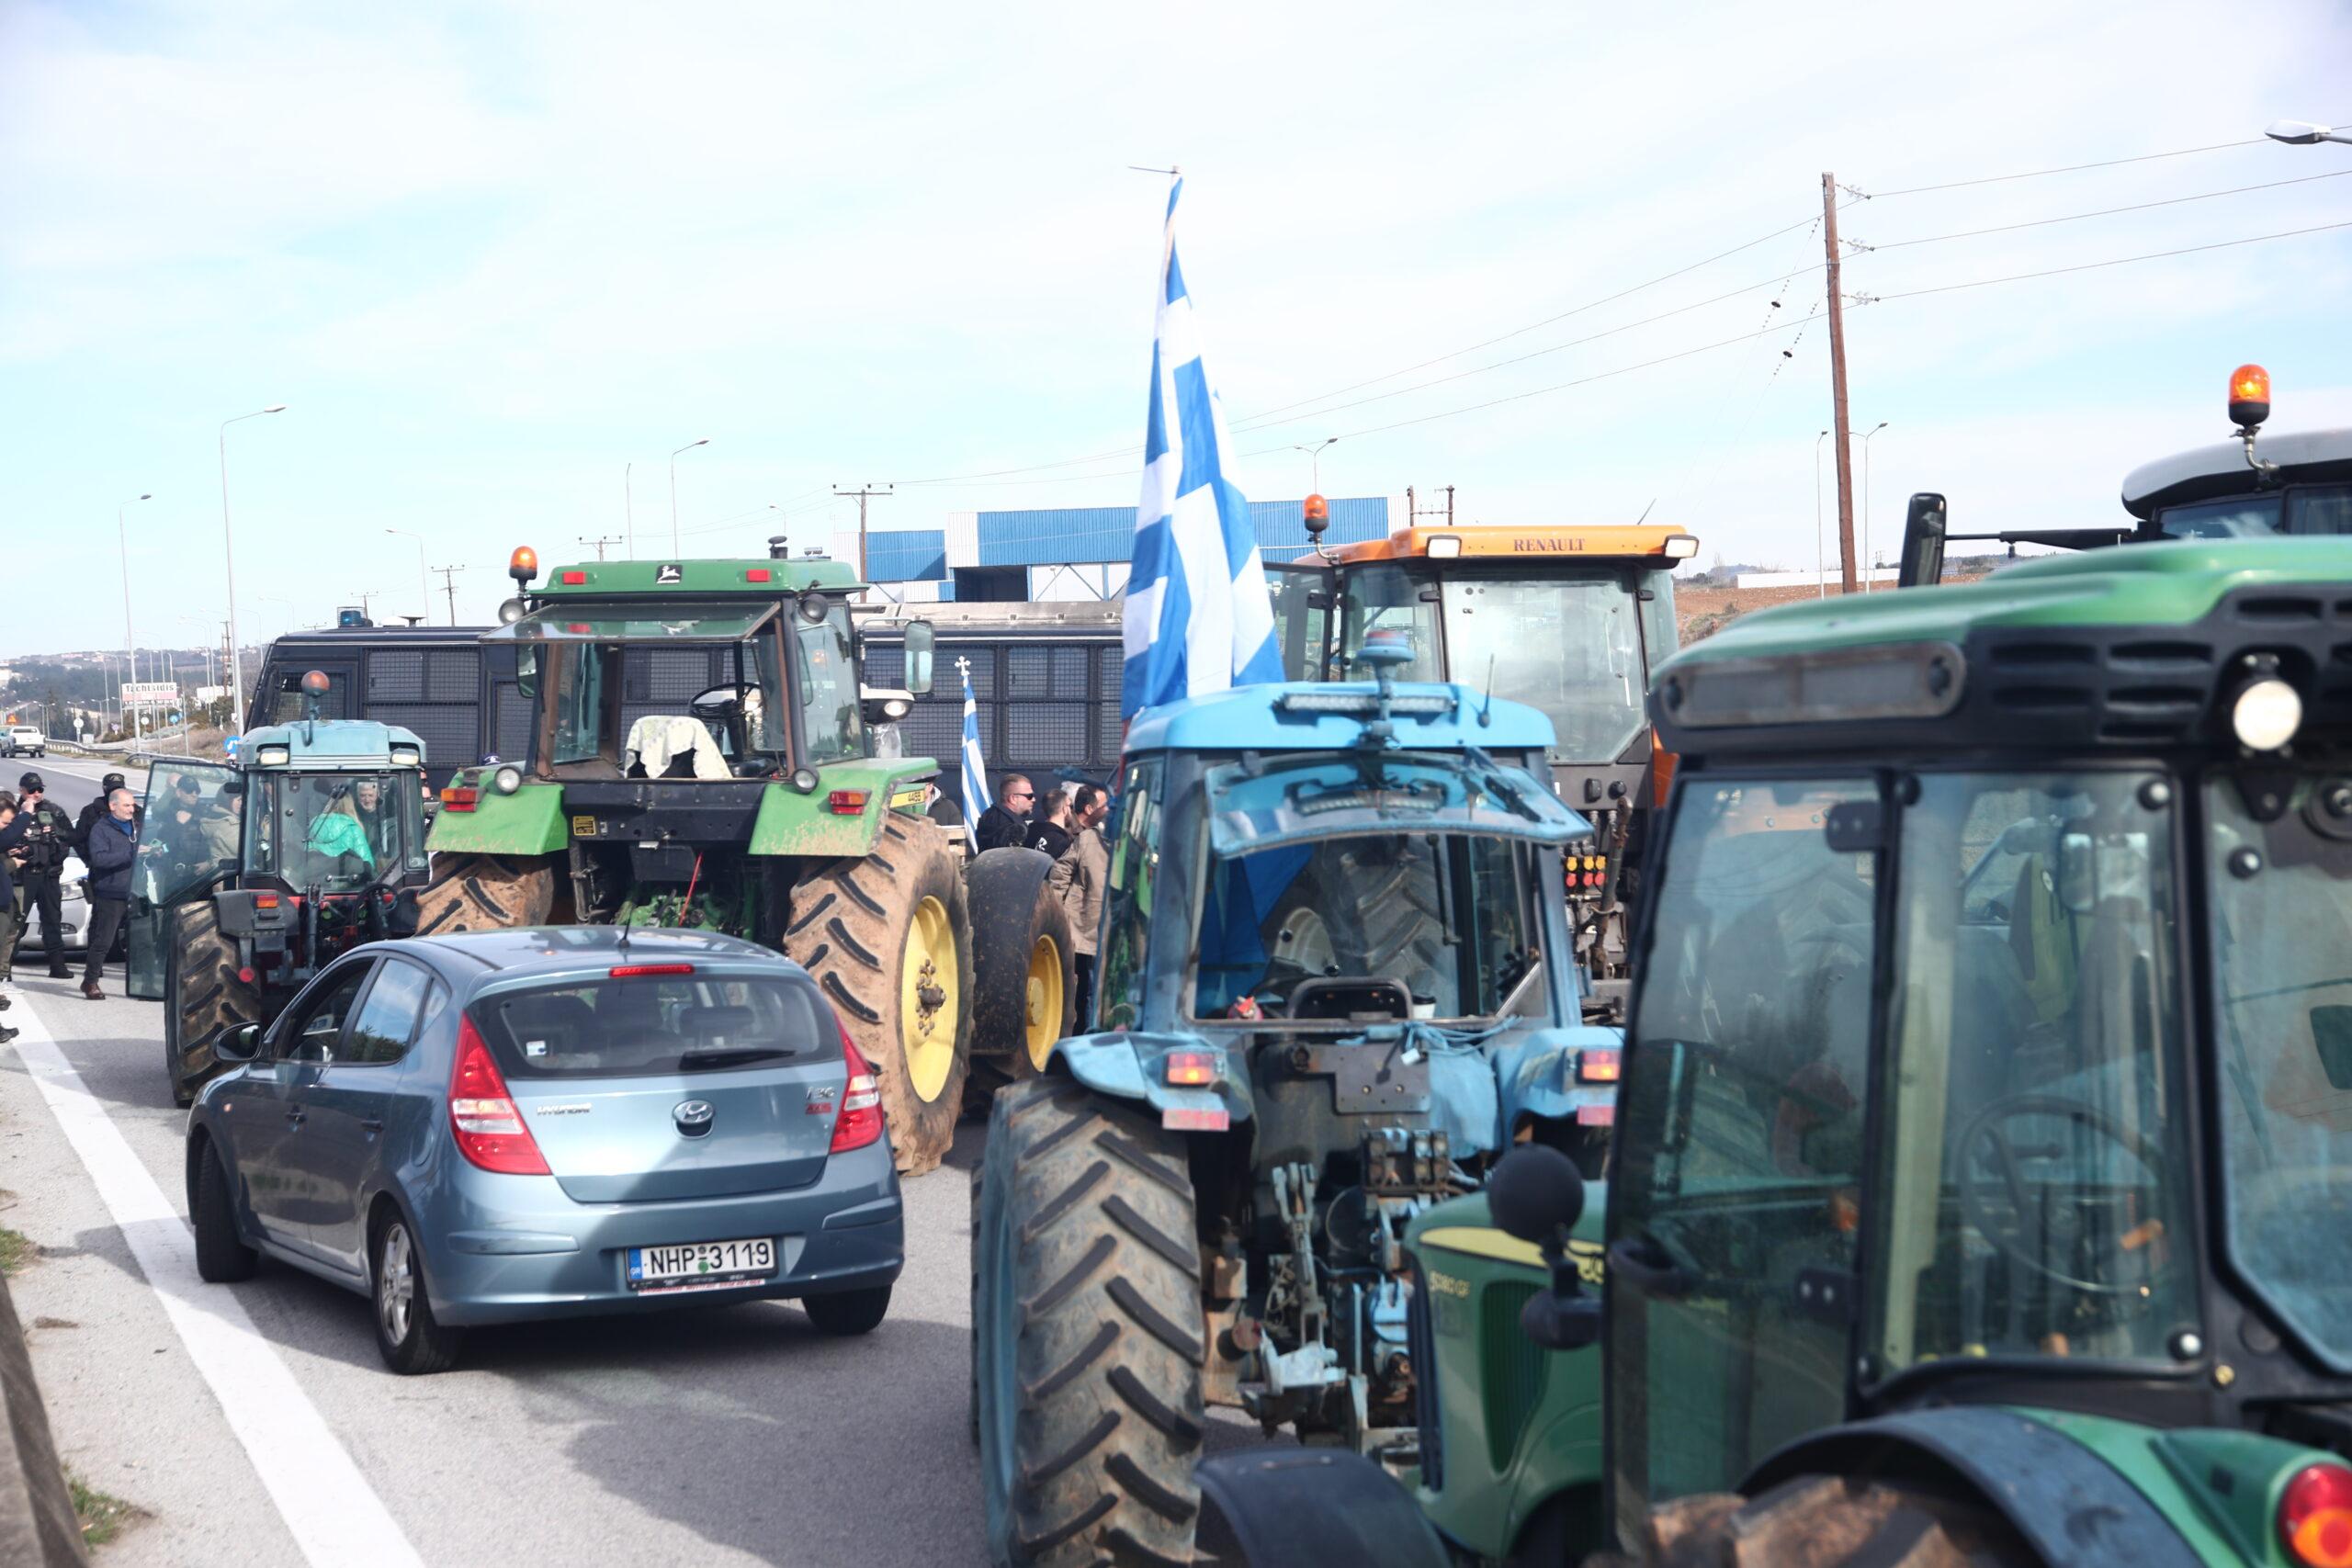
[{"xmin": 4, "ymin": 1, "xmax": 2349, "ymax": 653}]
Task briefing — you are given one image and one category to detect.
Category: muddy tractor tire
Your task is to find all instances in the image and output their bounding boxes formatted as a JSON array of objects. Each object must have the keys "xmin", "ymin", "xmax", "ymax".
[
  {"xmin": 413, "ymin": 853, "xmax": 559, "ymax": 937},
  {"xmin": 164, "ymin": 902, "xmax": 264, "ymax": 1109},
  {"xmin": 785, "ymin": 815, "xmax": 973, "ymax": 1177},
  {"xmin": 966, "ymin": 848, "xmax": 1076, "ymax": 1095},
  {"xmin": 973, "ymin": 1077, "xmax": 1205, "ymax": 1568},
  {"xmin": 1619, "ymin": 1475, "xmax": 2034, "ymax": 1568}
]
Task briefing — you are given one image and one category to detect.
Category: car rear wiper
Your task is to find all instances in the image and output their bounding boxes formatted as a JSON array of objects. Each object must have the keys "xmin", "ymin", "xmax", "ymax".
[{"xmin": 679, "ymin": 1047, "xmax": 795, "ymax": 1069}]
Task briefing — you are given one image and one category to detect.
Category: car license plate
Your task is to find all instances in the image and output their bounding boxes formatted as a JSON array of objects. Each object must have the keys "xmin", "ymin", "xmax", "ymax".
[{"xmin": 627, "ymin": 1236, "xmax": 776, "ymax": 1294}]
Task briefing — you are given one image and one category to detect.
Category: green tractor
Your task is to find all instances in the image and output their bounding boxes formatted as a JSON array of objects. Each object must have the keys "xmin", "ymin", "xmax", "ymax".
[
  {"xmin": 129, "ymin": 674, "xmax": 433, "ymax": 1106},
  {"xmin": 970, "ymin": 645, "xmax": 1624, "ymax": 1566},
  {"xmin": 1215, "ymin": 536, "xmax": 2352, "ymax": 1567},
  {"xmin": 417, "ymin": 542, "xmax": 991, "ymax": 1173}
]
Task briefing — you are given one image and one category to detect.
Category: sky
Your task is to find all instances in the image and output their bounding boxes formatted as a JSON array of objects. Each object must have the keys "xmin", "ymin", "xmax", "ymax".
[{"xmin": 4, "ymin": 1, "xmax": 2350, "ymax": 655}]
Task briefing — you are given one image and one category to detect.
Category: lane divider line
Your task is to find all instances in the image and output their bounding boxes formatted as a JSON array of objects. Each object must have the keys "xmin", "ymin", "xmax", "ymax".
[{"xmin": 8, "ymin": 993, "xmax": 425, "ymax": 1567}]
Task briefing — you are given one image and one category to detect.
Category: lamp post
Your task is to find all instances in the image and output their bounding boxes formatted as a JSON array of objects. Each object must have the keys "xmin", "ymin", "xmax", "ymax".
[
  {"xmin": 117, "ymin": 491, "xmax": 152, "ymax": 745},
  {"xmin": 220, "ymin": 404, "xmax": 287, "ymax": 739},
  {"xmin": 625, "ymin": 462, "xmax": 635, "ymax": 559},
  {"xmin": 1290, "ymin": 437, "xmax": 1337, "ymax": 492},
  {"xmin": 670, "ymin": 439, "xmax": 709, "ymax": 555},
  {"xmin": 2267, "ymin": 119, "xmax": 2352, "ymax": 146},
  {"xmin": 385, "ymin": 528, "xmax": 429, "ymax": 622},
  {"xmin": 1858, "ymin": 421, "xmax": 1889, "ymax": 590},
  {"xmin": 1812, "ymin": 430, "xmax": 1829, "ymax": 599}
]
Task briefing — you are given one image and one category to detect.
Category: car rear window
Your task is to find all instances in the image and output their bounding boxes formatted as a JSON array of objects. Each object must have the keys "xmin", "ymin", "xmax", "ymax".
[{"xmin": 471, "ymin": 974, "xmax": 838, "ymax": 1078}]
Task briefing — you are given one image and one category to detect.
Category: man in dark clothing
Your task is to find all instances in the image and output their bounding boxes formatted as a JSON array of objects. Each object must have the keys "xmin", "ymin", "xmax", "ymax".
[
  {"xmin": 15, "ymin": 773, "xmax": 77, "ymax": 978},
  {"xmin": 81, "ymin": 788, "xmax": 140, "ymax": 1000},
  {"xmin": 974, "ymin": 773, "xmax": 1035, "ymax": 854},
  {"xmin": 74, "ymin": 772, "xmax": 138, "ymax": 855},
  {"xmin": 1023, "ymin": 784, "xmax": 1074, "ymax": 861},
  {"xmin": 0, "ymin": 790, "xmax": 30, "ymax": 1029}
]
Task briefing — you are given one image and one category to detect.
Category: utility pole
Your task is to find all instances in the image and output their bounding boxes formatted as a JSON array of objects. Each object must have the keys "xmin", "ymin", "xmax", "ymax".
[
  {"xmin": 833, "ymin": 483, "xmax": 893, "ymax": 585},
  {"xmin": 1822, "ymin": 172, "xmax": 1859, "ymax": 594},
  {"xmin": 431, "ymin": 563, "xmax": 467, "ymax": 625},
  {"xmin": 577, "ymin": 533, "xmax": 624, "ymax": 562},
  {"xmin": 349, "ymin": 589, "xmax": 378, "ymax": 624}
]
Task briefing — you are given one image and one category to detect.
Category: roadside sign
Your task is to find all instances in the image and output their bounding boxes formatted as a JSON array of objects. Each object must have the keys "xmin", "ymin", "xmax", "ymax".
[{"xmin": 120, "ymin": 682, "xmax": 178, "ymax": 708}]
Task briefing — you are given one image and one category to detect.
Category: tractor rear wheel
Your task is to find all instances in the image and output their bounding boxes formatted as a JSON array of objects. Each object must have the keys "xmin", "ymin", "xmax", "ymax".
[
  {"xmin": 974, "ymin": 1077, "xmax": 1205, "ymax": 1568},
  {"xmin": 966, "ymin": 848, "xmax": 1076, "ymax": 1096},
  {"xmin": 785, "ymin": 816, "xmax": 972, "ymax": 1177},
  {"xmin": 165, "ymin": 902, "xmax": 262, "ymax": 1109},
  {"xmin": 413, "ymin": 854, "xmax": 558, "ymax": 937},
  {"xmin": 1623, "ymin": 1475, "xmax": 2035, "ymax": 1567}
]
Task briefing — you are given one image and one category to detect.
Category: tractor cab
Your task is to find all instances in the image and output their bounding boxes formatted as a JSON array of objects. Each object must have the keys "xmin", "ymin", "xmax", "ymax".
[{"xmin": 1601, "ymin": 537, "xmax": 2352, "ymax": 1562}]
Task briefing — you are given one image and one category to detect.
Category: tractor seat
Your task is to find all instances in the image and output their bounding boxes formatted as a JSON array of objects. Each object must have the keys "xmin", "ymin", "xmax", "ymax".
[
  {"xmin": 625, "ymin": 716, "xmax": 730, "ymax": 782},
  {"xmin": 1290, "ymin": 976, "xmax": 1413, "ymax": 1021}
]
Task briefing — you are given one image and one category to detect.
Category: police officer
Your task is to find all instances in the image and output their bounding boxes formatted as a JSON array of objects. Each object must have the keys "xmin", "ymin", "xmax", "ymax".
[{"xmin": 14, "ymin": 773, "xmax": 75, "ymax": 980}]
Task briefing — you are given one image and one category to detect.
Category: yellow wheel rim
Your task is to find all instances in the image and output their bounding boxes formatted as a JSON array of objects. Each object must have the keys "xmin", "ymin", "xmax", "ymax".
[
  {"xmin": 901, "ymin": 894, "xmax": 960, "ymax": 1103},
  {"xmin": 1023, "ymin": 933, "xmax": 1064, "ymax": 1073}
]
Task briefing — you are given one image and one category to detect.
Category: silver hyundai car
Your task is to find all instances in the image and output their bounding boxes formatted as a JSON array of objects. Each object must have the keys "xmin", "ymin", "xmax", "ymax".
[{"xmin": 185, "ymin": 926, "xmax": 903, "ymax": 1373}]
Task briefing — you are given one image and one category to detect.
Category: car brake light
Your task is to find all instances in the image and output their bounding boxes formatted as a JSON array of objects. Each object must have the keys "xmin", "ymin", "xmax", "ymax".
[
  {"xmin": 447, "ymin": 1015, "xmax": 549, "ymax": 1175},
  {"xmin": 830, "ymin": 1020, "xmax": 885, "ymax": 1154},
  {"xmin": 440, "ymin": 785, "xmax": 479, "ymax": 812},
  {"xmin": 609, "ymin": 963, "xmax": 694, "ymax": 977},
  {"xmin": 2281, "ymin": 1461, "xmax": 2352, "ymax": 1568},
  {"xmin": 1165, "ymin": 1050, "xmax": 1218, "ymax": 1086},
  {"xmin": 1576, "ymin": 1049, "xmax": 1622, "ymax": 1083},
  {"xmin": 826, "ymin": 789, "xmax": 869, "ymax": 815}
]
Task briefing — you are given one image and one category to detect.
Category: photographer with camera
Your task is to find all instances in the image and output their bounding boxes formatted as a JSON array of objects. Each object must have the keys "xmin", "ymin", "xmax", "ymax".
[{"xmin": 13, "ymin": 772, "xmax": 76, "ymax": 980}]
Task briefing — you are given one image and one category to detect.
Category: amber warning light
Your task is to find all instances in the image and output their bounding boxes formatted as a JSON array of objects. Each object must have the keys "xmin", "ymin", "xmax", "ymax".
[
  {"xmin": 509, "ymin": 545, "xmax": 539, "ymax": 585},
  {"xmin": 2230, "ymin": 364, "xmax": 2272, "ymax": 430}
]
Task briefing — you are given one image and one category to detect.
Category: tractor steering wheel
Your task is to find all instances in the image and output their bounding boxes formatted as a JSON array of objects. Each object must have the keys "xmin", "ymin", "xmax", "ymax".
[
  {"xmin": 1955, "ymin": 1093, "xmax": 2169, "ymax": 1298},
  {"xmin": 688, "ymin": 683, "xmax": 753, "ymax": 720}
]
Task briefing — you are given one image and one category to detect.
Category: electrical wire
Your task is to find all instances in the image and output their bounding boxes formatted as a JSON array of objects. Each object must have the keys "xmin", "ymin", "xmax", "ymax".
[
  {"xmin": 1854, "ymin": 168, "xmax": 2352, "ymax": 252},
  {"xmin": 1862, "ymin": 135, "xmax": 2271, "ymax": 198},
  {"xmin": 1859, "ymin": 217, "xmax": 2352, "ymax": 303}
]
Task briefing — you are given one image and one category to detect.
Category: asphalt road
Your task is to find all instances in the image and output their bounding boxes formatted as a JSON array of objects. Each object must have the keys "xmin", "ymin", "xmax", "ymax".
[{"xmin": 0, "ymin": 945, "xmax": 1271, "ymax": 1564}]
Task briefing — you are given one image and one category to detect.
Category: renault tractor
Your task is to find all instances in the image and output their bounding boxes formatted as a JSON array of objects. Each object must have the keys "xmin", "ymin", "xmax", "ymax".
[
  {"xmin": 130, "ymin": 673, "xmax": 433, "ymax": 1105},
  {"xmin": 1199, "ymin": 537, "xmax": 2352, "ymax": 1568},
  {"xmin": 970, "ymin": 641, "xmax": 1624, "ymax": 1567},
  {"xmin": 1268, "ymin": 510, "xmax": 1699, "ymax": 1019}
]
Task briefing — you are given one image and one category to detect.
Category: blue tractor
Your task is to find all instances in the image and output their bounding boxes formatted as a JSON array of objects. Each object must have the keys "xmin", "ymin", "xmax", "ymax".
[{"xmin": 971, "ymin": 649, "xmax": 1621, "ymax": 1567}]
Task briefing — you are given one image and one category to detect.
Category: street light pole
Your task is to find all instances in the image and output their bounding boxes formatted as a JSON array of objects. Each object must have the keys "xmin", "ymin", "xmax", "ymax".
[
  {"xmin": 386, "ymin": 528, "xmax": 428, "ymax": 622},
  {"xmin": 1291, "ymin": 437, "xmax": 1337, "ymax": 492},
  {"xmin": 1859, "ymin": 421, "xmax": 1889, "ymax": 591},
  {"xmin": 1812, "ymin": 431, "xmax": 1828, "ymax": 599},
  {"xmin": 117, "ymin": 493, "xmax": 151, "ymax": 744},
  {"xmin": 670, "ymin": 439, "xmax": 709, "ymax": 556},
  {"xmin": 220, "ymin": 404, "xmax": 287, "ymax": 739},
  {"xmin": 2267, "ymin": 118, "xmax": 2352, "ymax": 146}
]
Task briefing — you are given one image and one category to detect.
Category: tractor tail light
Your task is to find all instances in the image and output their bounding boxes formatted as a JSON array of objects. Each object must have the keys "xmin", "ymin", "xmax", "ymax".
[
  {"xmin": 1165, "ymin": 1050, "xmax": 1218, "ymax": 1086},
  {"xmin": 440, "ymin": 785, "xmax": 479, "ymax": 813},
  {"xmin": 2281, "ymin": 1461, "xmax": 2352, "ymax": 1568},
  {"xmin": 1576, "ymin": 1049, "xmax": 1622, "ymax": 1083},
  {"xmin": 560, "ymin": 570, "xmax": 587, "ymax": 585},
  {"xmin": 826, "ymin": 789, "xmax": 870, "ymax": 815},
  {"xmin": 830, "ymin": 1021, "xmax": 885, "ymax": 1153},
  {"xmin": 447, "ymin": 1015, "xmax": 550, "ymax": 1176}
]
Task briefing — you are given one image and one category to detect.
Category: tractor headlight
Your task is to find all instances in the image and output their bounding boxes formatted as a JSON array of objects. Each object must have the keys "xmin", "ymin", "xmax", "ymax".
[
  {"xmin": 881, "ymin": 697, "xmax": 910, "ymax": 720},
  {"xmin": 390, "ymin": 746, "xmax": 422, "ymax": 768},
  {"xmin": 493, "ymin": 764, "xmax": 524, "ymax": 795},
  {"xmin": 2233, "ymin": 675, "xmax": 2302, "ymax": 752},
  {"xmin": 791, "ymin": 767, "xmax": 820, "ymax": 793},
  {"xmin": 255, "ymin": 745, "xmax": 291, "ymax": 766},
  {"xmin": 497, "ymin": 597, "xmax": 526, "ymax": 626}
]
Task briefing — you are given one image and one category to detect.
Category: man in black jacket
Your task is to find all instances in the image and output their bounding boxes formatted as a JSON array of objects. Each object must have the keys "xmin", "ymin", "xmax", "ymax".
[
  {"xmin": 73, "ymin": 772, "xmax": 135, "ymax": 853},
  {"xmin": 974, "ymin": 774, "xmax": 1035, "ymax": 854},
  {"xmin": 80, "ymin": 788, "xmax": 141, "ymax": 1000},
  {"xmin": 1023, "ymin": 784, "xmax": 1073, "ymax": 861},
  {"xmin": 14, "ymin": 773, "xmax": 76, "ymax": 978}
]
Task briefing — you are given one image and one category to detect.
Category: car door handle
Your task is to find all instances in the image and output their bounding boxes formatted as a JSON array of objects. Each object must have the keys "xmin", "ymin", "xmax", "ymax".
[{"xmin": 359, "ymin": 1118, "xmax": 384, "ymax": 1134}]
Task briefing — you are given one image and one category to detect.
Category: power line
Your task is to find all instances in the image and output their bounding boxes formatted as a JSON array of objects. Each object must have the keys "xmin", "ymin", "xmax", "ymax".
[
  {"xmin": 1862, "ymin": 135, "xmax": 2271, "ymax": 198},
  {"xmin": 1854, "ymin": 168, "xmax": 2352, "ymax": 252},
  {"xmin": 1859, "ymin": 217, "xmax": 2352, "ymax": 303}
]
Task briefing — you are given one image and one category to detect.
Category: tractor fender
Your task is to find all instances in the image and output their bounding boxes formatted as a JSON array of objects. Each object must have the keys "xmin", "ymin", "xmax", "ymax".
[
  {"xmin": 1496, "ymin": 1025, "xmax": 1621, "ymax": 1142},
  {"xmin": 1050, "ymin": 1031, "xmax": 1253, "ymax": 1124},
  {"xmin": 1742, "ymin": 1405, "xmax": 2206, "ymax": 1568},
  {"xmin": 1194, "ymin": 1448, "xmax": 1448, "ymax": 1568}
]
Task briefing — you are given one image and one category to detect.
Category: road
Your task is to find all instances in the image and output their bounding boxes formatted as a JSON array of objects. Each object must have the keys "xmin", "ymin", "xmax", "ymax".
[{"xmin": 0, "ymin": 919, "xmax": 1270, "ymax": 1564}]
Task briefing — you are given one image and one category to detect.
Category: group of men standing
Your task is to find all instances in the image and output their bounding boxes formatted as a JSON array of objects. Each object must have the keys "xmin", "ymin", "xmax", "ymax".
[
  {"xmin": 0, "ymin": 770, "xmax": 143, "ymax": 1023},
  {"xmin": 973, "ymin": 774, "xmax": 1112, "ymax": 1026}
]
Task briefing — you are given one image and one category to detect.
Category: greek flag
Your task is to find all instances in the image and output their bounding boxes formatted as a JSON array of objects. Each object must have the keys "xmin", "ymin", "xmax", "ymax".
[
  {"xmin": 958, "ymin": 660, "xmax": 992, "ymax": 826},
  {"xmin": 1121, "ymin": 177, "xmax": 1283, "ymax": 721}
]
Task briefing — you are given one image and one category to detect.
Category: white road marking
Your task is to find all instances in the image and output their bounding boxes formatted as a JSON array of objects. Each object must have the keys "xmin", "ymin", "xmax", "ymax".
[{"xmin": 9, "ymin": 996, "xmax": 424, "ymax": 1567}]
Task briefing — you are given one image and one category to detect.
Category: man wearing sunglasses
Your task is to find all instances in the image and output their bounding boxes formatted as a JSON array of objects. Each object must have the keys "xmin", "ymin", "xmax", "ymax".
[{"xmin": 975, "ymin": 774, "xmax": 1035, "ymax": 854}]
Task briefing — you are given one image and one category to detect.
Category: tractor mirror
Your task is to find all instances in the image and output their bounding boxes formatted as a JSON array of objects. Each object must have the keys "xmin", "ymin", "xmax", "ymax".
[
  {"xmin": 1487, "ymin": 1145, "xmax": 1587, "ymax": 1248},
  {"xmin": 1897, "ymin": 492, "xmax": 1948, "ymax": 589},
  {"xmin": 515, "ymin": 649, "xmax": 538, "ymax": 700},
  {"xmin": 215, "ymin": 1022, "xmax": 264, "ymax": 1064},
  {"xmin": 902, "ymin": 622, "xmax": 936, "ymax": 697}
]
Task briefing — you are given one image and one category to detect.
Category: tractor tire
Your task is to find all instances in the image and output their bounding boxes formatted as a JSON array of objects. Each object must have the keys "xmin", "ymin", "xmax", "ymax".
[
  {"xmin": 785, "ymin": 815, "xmax": 973, "ymax": 1177},
  {"xmin": 974, "ymin": 1077, "xmax": 1205, "ymax": 1568},
  {"xmin": 1619, "ymin": 1475, "xmax": 2036, "ymax": 1568},
  {"xmin": 413, "ymin": 853, "xmax": 558, "ymax": 938},
  {"xmin": 965, "ymin": 848, "xmax": 1076, "ymax": 1096},
  {"xmin": 1266, "ymin": 840, "xmax": 1448, "ymax": 998},
  {"xmin": 165, "ymin": 902, "xmax": 263, "ymax": 1109}
]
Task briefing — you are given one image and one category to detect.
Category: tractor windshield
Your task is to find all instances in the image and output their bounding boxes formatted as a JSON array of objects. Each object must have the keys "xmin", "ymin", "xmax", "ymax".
[
  {"xmin": 2208, "ymin": 773, "xmax": 2352, "ymax": 1372},
  {"xmin": 1338, "ymin": 564, "xmax": 1667, "ymax": 763},
  {"xmin": 244, "ymin": 771, "xmax": 428, "ymax": 892},
  {"xmin": 1191, "ymin": 831, "xmax": 1540, "ymax": 1022}
]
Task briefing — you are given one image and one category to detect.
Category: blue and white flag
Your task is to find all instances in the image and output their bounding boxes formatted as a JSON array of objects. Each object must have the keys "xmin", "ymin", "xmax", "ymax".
[
  {"xmin": 1122, "ymin": 177, "xmax": 1283, "ymax": 721},
  {"xmin": 958, "ymin": 659, "xmax": 992, "ymax": 826}
]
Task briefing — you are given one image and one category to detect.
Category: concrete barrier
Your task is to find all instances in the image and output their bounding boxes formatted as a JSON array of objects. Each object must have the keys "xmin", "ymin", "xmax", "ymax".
[{"xmin": 0, "ymin": 1268, "xmax": 87, "ymax": 1564}]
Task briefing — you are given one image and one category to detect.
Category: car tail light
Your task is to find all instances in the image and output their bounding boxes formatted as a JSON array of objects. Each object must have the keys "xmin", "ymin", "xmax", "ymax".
[
  {"xmin": 2281, "ymin": 1461, "xmax": 2352, "ymax": 1568},
  {"xmin": 1165, "ymin": 1050, "xmax": 1218, "ymax": 1086},
  {"xmin": 447, "ymin": 1015, "xmax": 549, "ymax": 1175},
  {"xmin": 440, "ymin": 784, "xmax": 479, "ymax": 813},
  {"xmin": 1576, "ymin": 1049, "xmax": 1621, "ymax": 1083},
  {"xmin": 609, "ymin": 963, "xmax": 694, "ymax": 977},
  {"xmin": 830, "ymin": 1021, "xmax": 884, "ymax": 1154}
]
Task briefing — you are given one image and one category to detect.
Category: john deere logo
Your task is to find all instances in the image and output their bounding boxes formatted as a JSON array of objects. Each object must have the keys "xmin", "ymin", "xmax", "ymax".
[{"xmin": 656, "ymin": 563, "xmax": 683, "ymax": 584}]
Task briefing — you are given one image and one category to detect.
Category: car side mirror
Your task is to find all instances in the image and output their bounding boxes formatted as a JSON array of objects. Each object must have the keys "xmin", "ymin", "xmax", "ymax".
[
  {"xmin": 215, "ymin": 1022, "xmax": 264, "ymax": 1064},
  {"xmin": 902, "ymin": 621, "xmax": 935, "ymax": 697}
]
